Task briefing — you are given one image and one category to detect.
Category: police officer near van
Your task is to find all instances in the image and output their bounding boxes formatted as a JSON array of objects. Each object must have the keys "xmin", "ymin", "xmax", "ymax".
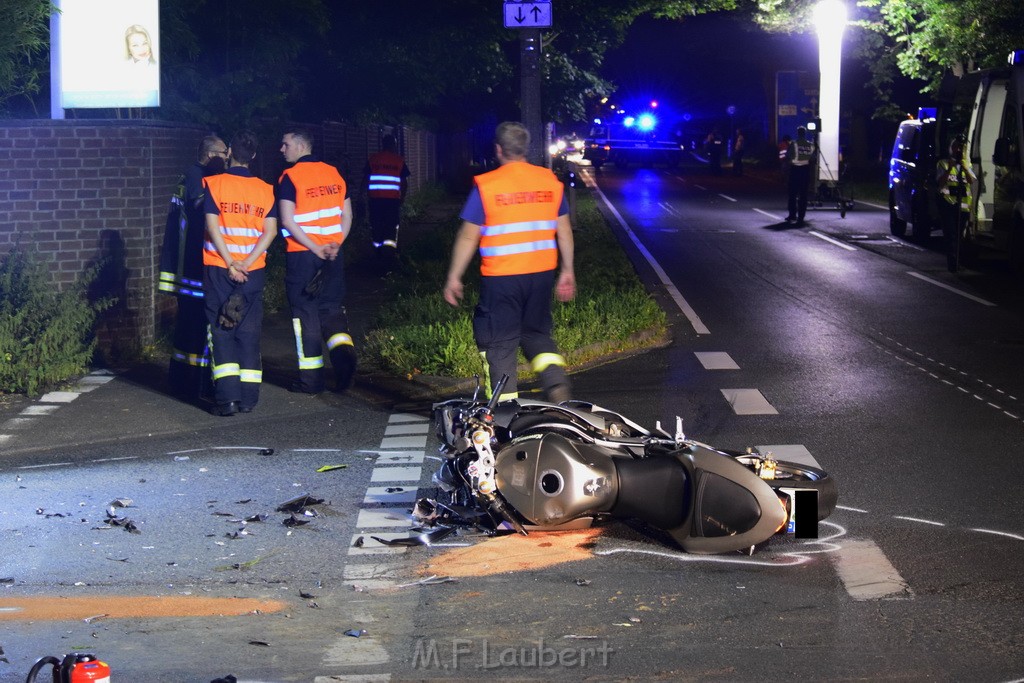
[
  {"xmin": 364, "ymin": 133, "xmax": 410, "ymax": 268},
  {"xmin": 202, "ymin": 131, "xmax": 278, "ymax": 416},
  {"xmin": 443, "ymin": 121, "xmax": 576, "ymax": 403},
  {"xmin": 786, "ymin": 126, "xmax": 815, "ymax": 226},
  {"xmin": 277, "ymin": 128, "xmax": 357, "ymax": 394},
  {"xmin": 158, "ymin": 135, "xmax": 228, "ymax": 400},
  {"xmin": 936, "ymin": 135, "xmax": 977, "ymax": 272}
]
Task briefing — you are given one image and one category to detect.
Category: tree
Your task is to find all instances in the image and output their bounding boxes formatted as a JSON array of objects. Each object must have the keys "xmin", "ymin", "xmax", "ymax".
[{"xmin": 0, "ymin": 0, "xmax": 55, "ymax": 115}]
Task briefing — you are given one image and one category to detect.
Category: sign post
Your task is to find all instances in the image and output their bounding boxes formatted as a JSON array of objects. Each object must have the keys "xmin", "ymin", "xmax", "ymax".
[{"xmin": 504, "ymin": 1, "xmax": 551, "ymax": 165}]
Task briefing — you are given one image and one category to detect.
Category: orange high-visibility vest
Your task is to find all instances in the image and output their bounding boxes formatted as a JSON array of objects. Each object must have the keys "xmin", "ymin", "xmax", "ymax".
[
  {"xmin": 202, "ymin": 173, "xmax": 275, "ymax": 270},
  {"xmin": 476, "ymin": 161, "xmax": 563, "ymax": 277},
  {"xmin": 367, "ymin": 150, "xmax": 405, "ymax": 200},
  {"xmin": 278, "ymin": 161, "xmax": 347, "ymax": 253}
]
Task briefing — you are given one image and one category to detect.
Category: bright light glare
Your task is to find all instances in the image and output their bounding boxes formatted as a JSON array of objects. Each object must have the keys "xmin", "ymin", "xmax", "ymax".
[
  {"xmin": 623, "ymin": 116, "xmax": 636, "ymax": 127},
  {"xmin": 637, "ymin": 113, "xmax": 656, "ymax": 131},
  {"xmin": 556, "ymin": 139, "xmax": 567, "ymax": 150},
  {"xmin": 814, "ymin": 0, "xmax": 847, "ymax": 183},
  {"xmin": 548, "ymin": 144, "xmax": 559, "ymax": 156},
  {"xmin": 650, "ymin": 100, "xmax": 658, "ymax": 108}
]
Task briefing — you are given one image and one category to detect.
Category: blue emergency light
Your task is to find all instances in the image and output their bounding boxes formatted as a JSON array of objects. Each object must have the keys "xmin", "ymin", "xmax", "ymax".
[
  {"xmin": 637, "ymin": 113, "xmax": 656, "ymax": 131},
  {"xmin": 1010, "ymin": 50, "xmax": 1024, "ymax": 66},
  {"xmin": 918, "ymin": 107, "xmax": 937, "ymax": 121},
  {"xmin": 623, "ymin": 116, "xmax": 635, "ymax": 128}
]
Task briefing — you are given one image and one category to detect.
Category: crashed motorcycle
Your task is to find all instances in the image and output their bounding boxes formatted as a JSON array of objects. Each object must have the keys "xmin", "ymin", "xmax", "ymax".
[{"xmin": 424, "ymin": 376, "xmax": 837, "ymax": 555}]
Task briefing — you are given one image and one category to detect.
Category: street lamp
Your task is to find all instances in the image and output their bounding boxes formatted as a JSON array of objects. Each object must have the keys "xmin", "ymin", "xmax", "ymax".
[{"xmin": 813, "ymin": 0, "xmax": 847, "ymax": 184}]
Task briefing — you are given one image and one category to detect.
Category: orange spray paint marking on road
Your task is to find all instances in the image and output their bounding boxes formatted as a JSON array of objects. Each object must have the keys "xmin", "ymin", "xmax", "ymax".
[
  {"xmin": 0, "ymin": 595, "xmax": 287, "ymax": 622},
  {"xmin": 420, "ymin": 527, "xmax": 602, "ymax": 577}
]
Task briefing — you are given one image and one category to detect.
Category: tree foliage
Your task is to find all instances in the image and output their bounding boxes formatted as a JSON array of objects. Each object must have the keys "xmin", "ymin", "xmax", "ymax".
[{"xmin": 0, "ymin": 0, "xmax": 55, "ymax": 115}]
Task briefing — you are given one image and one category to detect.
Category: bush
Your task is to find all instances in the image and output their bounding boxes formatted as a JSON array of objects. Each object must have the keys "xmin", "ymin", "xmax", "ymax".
[{"xmin": 0, "ymin": 248, "xmax": 111, "ymax": 396}]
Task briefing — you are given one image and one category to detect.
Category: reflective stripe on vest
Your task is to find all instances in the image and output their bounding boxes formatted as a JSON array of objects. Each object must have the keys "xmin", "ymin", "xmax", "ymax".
[
  {"xmin": 476, "ymin": 161, "xmax": 563, "ymax": 277},
  {"xmin": 367, "ymin": 151, "xmax": 405, "ymax": 199},
  {"xmin": 790, "ymin": 140, "xmax": 814, "ymax": 166},
  {"xmin": 939, "ymin": 160, "xmax": 972, "ymax": 211},
  {"xmin": 202, "ymin": 174, "xmax": 275, "ymax": 269},
  {"xmin": 279, "ymin": 162, "xmax": 347, "ymax": 252}
]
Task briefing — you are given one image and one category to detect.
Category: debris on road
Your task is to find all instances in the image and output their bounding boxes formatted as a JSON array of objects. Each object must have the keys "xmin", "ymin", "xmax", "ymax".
[
  {"xmin": 276, "ymin": 493, "xmax": 324, "ymax": 513},
  {"xmin": 575, "ymin": 578, "xmax": 592, "ymax": 586},
  {"xmin": 344, "ymin": 628, "xmax": 367, "ymax": 638},
  {"xmin": 316, "ymin": 464, "xmax": 348, "ymax": 473}
]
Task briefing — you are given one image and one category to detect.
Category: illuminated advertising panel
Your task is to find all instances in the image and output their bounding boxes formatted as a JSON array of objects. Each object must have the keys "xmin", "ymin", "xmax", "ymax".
[{"xmin": 56, "ymin": 0, "xmax": 160, "ymax": 109}]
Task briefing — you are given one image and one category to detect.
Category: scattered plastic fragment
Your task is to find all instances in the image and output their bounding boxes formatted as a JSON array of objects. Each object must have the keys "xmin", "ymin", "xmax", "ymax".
[
  {"xmin": 344, "ymin": 629, "xmax": 367, "ymax": 638},
  {"xmin": 0, "ymin": 578, "xmax": 15, "ymax": 584},
  {"xmin": 562, "ymin": 635, "xmax": 600, "ymax": 640},
  {"xmin": 316, "ymin": 464, "xmax": 348, "ymax": 473},
  {"xmin": 210, "ymin": 676, "xmax": 238, "ymax": 683},
  {"xmin": 260, "ymin": 448, "xmax": 275, "ymax": 456},
  {"xmin": 245, "ymin": 513, "xmax": 268, "ymax": 523},
  {"xmin": 82, "ymin": 614, "xmax": 107, "ymax": 624},
  {"xmin": 283, "ymin": 514, "xmax": 310, "ymax": 527},
  {"xmin": 0, "ymin": 644, "xmax": 8, "ymax": 663},
  {"xmin": 385, "ymin": 487, "xmax": 405, "ymax": 493},
  {"xmin": 109, "ymin": 498, "xmax": 133, "ymax": 508},
  {"xmin": 395, "ymin": 575, "xmax": 457, "ymax": 589},
  {"xmin": 299, "ymin": 591, "xmax": 317, "ymax": 599},
  {"xmin": 235, "ymin": 499, "xmax": 252, "ymax": 504},
  {"xmin": 174, "ymin": 456, "xmax": 190, "ymax": 462},
  {"xmin": 371, "ymin": 526, "xmax": 456, "ymax": 547},
  {"xmin": 276, "ymin": 494, "xmax": 324, "ymax": 513},
  {"xmin": 248, "ymin": 641, "xmax": 271, "ymax": 647},
  {"xmin": 574, "ymin": 578, "xmax": 592, "ymax": 587},
  {"xmin": 352, "ymin": 536, "xmax": 364, "ymax": 547}
]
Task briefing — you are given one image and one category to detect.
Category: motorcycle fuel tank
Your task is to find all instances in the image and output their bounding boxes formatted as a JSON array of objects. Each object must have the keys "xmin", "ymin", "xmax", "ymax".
[{"xmin": 494, "ymin": 432, "xmax": 619, "ymax": 526}]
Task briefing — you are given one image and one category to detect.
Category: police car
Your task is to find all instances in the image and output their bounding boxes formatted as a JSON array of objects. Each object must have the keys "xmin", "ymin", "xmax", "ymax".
[{"xmin": 583, "ymin": 112, "xmax": 683, "ymax": 169}]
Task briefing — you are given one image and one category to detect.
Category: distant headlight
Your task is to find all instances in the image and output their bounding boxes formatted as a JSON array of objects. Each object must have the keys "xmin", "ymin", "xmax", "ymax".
[{"xmin": 548, "ymin": 144, "xmax": 560, "ymax": 156}]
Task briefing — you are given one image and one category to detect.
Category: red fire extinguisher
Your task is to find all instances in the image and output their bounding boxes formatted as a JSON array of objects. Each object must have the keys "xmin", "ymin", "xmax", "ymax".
[{"xmin": 25, "ymin": 653, "xmax": 111, "ymax": 683}]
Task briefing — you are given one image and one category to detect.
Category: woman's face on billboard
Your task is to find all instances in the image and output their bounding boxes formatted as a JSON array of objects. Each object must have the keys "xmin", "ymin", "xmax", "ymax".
[{"xmin": 128, "ymin": 33, "xmax": 151, "ymax": 61}]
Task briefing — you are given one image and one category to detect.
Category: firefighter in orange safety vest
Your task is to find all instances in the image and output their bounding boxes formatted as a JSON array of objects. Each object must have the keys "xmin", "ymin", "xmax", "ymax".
[
  {"xmin": 363, "ymin": 133, "xmax": 410, "ymax": 268},
  {"xmin": 277, "ymin": 127, "xmax": 356, "ymax": 395},
  {"xmin": 443, "ymin": 121, "xmax": 576, "ymax": 403},
  {"xmin": 202, "ymin": 130, "xmax": 278, "ymax": 416}
]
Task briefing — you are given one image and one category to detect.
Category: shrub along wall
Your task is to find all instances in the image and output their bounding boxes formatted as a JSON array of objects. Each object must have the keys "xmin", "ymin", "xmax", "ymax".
[{"xmin": 0, "ymin": 119, "xmax": 436, "ymax": 362}]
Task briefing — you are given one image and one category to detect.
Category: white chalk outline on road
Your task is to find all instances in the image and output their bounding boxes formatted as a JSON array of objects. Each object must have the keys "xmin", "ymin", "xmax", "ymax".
[
  {"xmin": 906, "ymin": 272, "xmax": 997, "ymax": 306},
  {"xmin": 718, "ymin": 193, "xmax": 738, "ymax": 202},
  {"xmin": 583, "ymin": 170, "xmax": 710, "ymax": 335},
  {"xmin": 753, "ymin": 208, "xmax": 784, "ymax": 221},
  {"xmin": 809, "ymin": 230, "xmax": 857, "ymax": 251}
]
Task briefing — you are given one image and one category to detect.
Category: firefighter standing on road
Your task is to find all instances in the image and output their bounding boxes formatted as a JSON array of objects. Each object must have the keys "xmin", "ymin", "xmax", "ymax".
[
  {"xmin": 158, "ymin": 135, "xmax": 228, "ymax": 401},
  {"xmin": 937, "ymin": 135, "xmax": 977, "ymax": 272},
  {"xmin": 364, "ymin": 133, "xmax": 410, "ymax": 268},
  {"xmin": 277, "ymin": 128, "xmax": 356, "ymax": 394},
  {"xmin": 202, "ymin": 131, "xmax": 278, "ymax": 416},
  {"xmin": 443, "ymin": 121, "xmax": 576, "ymax": 403},
  {"xmin": 785, "ymin": 126, "xmax": 815, "ymax": 226}
]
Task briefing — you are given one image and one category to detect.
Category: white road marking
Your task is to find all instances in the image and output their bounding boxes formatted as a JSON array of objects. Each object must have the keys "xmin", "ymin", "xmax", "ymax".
[
  {"xmin": 855, "ymin": 199, "xmax": 888, "ymax": 210},
  {"xmin": 388, "ymin": 413, "xmax": 425, "ymax": 423},
  {"xmin": 20, "ymin": 405, "xmax": 59, "ymax": 416},
  {"xmin": 831, "ymin": 539, "xmax": 912, "ymax": 600},
  {"xmin": 755, "ymin": 444, "xmax": 820, "ymax": 469},
  {"xmin": 583, "ymin": 173, "xmax": 710, "ymax": 335},
  {"xmin": 375, "ymin": 452, "xmax": 425, "ymax": 465},
  {"xmin": 315, "ymin": 674, "xmax": 391, "ymax": 682},
  {"xmin": 370, "ymin": 467, "xmax": 422, "ymax": 482},
  {"xmin": 0, "ymin": 435, "xmax": 11, "ymax": 445},
  {"xmin": 3, "ymin": 418, "xmax": 35, "ymax": 429},
  {"xmin": 363, "ymin": 487, "xmax": 418, "ymax": 505},
  {"xmin": 808, "ymin": 230, "xmax": 857, "ymax": 251},
  {"xmin": 718, "ymin": 193, "xmax": 737, "ymax": 202},
  {"xmin": 379, "ymin": 435, "xmax": 428, "ymax": 449},
  {"xmin": 721, "ymin": 388, "xmax": 778, "ymax": 415},
  {"xmin": 356, "ymin": 509, "xmax": 413, "ymax": 528},
  {"xmin": 38, "ymin": 391, "xmax": 79, "ymax": 403},
  {"xmin": 383, "ymin": 423, "xmax": 429, "ymax": 436},
  {"xmin": 836, "ymin": 505, "xmax": 869, "ymax": 513},
  {"xmin": 321, "ymin": 635, "xmax": 391, "ymax": 666},
  {"xmin": 753, "ymin": 208, "xmax": 784, "ymax": 221},
  {"xmin": 694, "ymin": 351, "xmax": 739, "ymax": 370},
  {"xmin": 906, "ymin": 272, "xmax": 997, "ymax": 306}
]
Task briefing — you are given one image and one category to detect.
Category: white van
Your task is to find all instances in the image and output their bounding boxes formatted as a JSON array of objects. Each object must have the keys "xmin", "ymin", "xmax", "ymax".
[{"xmin": 961, "ymin": 50, "xmax": 1024, "ymax": 268}]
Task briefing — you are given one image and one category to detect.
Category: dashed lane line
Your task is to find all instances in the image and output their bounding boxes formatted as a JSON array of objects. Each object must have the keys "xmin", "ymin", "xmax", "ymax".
[
  {"xmin": 808, "ymin": 230, "xmax": 857, "ymax": 251},
  {"xmin": 831, "ymin": 538, "xmax": 913, "ymax": 601},
  {"xmin": 721, "ymin": 388, "xmax": 778, "ymax": 415},
  {"xmin": 694, "ymin": 351, "xmax": 740, "ymax": 370}
]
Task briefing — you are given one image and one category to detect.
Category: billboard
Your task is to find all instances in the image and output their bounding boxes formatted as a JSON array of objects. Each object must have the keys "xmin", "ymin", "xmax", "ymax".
[{"xmin": 54, "ymin": 0, "xmax": 160, "ymax": 110}]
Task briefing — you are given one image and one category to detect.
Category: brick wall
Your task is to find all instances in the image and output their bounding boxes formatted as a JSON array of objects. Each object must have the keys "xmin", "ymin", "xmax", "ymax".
[{"xmin": 0, "ymin": 119, "xmax": 437, "ymax": 361}]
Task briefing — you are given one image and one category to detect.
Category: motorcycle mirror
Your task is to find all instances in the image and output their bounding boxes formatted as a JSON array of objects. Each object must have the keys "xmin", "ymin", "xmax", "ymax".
[
  {"xmin": 486, "ymin": 374, "xmax": 510, "ymax": 413},
  {"xmin": 471, "ymin": 374, "xmax": 482, "ymax": 402}
]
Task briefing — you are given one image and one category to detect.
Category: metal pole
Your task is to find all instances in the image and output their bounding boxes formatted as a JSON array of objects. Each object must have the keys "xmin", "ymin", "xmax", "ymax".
[{"xmin": 520, "ymin": 28, "xmax": 543, "ymax": 165}]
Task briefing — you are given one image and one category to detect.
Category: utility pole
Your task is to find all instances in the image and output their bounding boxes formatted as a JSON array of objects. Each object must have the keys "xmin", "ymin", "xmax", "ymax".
[{"xmin": 520, "ymin": 28, "xmax": 543, "ymax": 165}]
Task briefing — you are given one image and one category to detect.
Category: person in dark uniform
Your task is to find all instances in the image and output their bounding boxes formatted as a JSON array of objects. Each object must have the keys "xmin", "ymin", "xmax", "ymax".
[
  {"xmin": 277, "ymin": 128, "xmax": 356, "ymax": 394},
  {"xmin": 443, "ymin": 121, "xmax": 576, "ymax": 403},
  {"xmin": 786, "ymin": 126, "xmax": 815, "ymax": 226},
  {"xmin": 158, "ymin": 135, "xmax": 228, "ymax": 400},
  {"xmin": 363, "ymin": 133, "xmax": 410, "ymax": 270},
  {"xmin": 202, "ymin": 130, "xmax": 278, "ymax": 416}
]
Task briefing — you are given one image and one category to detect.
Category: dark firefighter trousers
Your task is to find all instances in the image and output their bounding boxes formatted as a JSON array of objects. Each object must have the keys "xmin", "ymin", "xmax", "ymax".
[
  {"xmin": 368, "ymin": 198, "xmax": 401, "ymax": 249},
  {"xmin": 168, "ymin": 293, "xmax": 210, "ymax": 399},
  {"xmin": 286, "ymin": 250, "xmax": 354, "ymax": 393},
  {"xmin": 473, "ymin": 270, "xmax": 568, "ymax": 400},
  {"xmin": 204, "ymin": 266, "xmax": 265, "ymax": 410}
]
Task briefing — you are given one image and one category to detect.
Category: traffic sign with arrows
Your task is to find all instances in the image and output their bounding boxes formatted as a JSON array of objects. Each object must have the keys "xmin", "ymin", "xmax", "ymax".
[{"xmin": 503, "ymin": 1, "xmax": 552, "ymax": 29}]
